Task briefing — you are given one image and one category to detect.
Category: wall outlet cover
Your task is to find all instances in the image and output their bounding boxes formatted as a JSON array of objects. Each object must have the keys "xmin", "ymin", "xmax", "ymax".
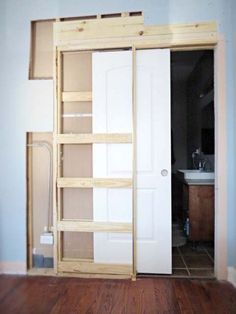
[{"xmin": 40, "ymin": 232, "xmax": 53, "ymax": 245}]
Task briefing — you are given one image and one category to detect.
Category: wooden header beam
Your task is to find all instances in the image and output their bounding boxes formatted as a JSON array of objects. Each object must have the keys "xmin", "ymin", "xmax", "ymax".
[{"xmin": 54, "ymin": 19, "xmax": 217, "ymax": 50}]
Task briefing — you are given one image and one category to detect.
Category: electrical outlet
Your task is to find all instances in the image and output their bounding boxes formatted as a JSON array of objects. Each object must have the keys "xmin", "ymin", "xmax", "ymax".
[{"xmin": 40, "ymin": 232, "xmax": 53, "ymax": 245}]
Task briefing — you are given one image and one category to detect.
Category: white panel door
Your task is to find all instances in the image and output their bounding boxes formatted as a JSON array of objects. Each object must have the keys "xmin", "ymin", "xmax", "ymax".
[
  {"xmin": 136, "ymin": 49, "xmax": 171, "ymax": 274},
  {"xmin": 92, "ymin": 49, "xmax": 171, "ymax": 274},
  {"xmin": 92, "ymin": 51, "xmax": 133, "ymax": 264}
]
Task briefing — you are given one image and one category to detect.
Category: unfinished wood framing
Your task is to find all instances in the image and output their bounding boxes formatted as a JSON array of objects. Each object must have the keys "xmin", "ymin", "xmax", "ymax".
[
  {"xmin": 26, "ymin": 133, "xmax": 33, "ymax": 269},
  {"xmin": 53, "ymin": 13, "xmax": 218, "ymax": 279},
  {"xmin": 57, "ymin": 221, "xmax": 132, "ymax": 233},
  {"xmin": 57, "ymin": 178, "xmax": 132, "ymax": 188},
  {"xmin": 58, "ymin": 261, "xmax": 132, "ymax": 275},
  {"xmin": 62, "ymin": 91, "xmax": 92, "ymax": 102},
  {"xmin": 29, "ymin": 12, "xmax": 143, "ymax": 79},
  {"xmin": 132, "ymin": 47, "xmax": 137, "ymax": 278},
  {"xmin": 29, "ymin": 19, "xmax": 55, "ymax": 79},
  {"xmin": 56, "ymin": 133, "xmax": 132, "ymax": 144},
  {"xmin": 54, "ymin": 20, "xmax": 217, "ymax": 51}
]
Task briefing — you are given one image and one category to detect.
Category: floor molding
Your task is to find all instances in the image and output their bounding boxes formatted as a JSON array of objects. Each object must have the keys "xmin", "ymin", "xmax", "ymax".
[
  {"xmin": 228, "ymin": 267, "xmax": 236, "ymax": 287},
  {"xmin": 0, "ymin": 261, "xmax": 26, "ymax": 274}
]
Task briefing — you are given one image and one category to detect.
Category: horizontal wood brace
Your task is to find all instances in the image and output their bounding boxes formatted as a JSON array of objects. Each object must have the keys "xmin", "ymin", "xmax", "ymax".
[
  {"xmin": 57, "ymin": 177, "xmax": 132, "ymax": 188},
  {"xmin": 55, "ymin": 15, "xmax": 144, "ymax": 30},
  {"xmin": 62, "ymin": 91, "xmax": 92, "ymax": 102},
  {"xmin": 62, "ymin": 113, "xmax": 92, "ymax": 118},
  {"xmin": 56, "ymin": 133, "xmax": 132, "ymax": 144},
  {"xmin": 57, "ymin": 220, "xmax": 132, "ymax": 233},
  {"xmin": 58, "ymin": 261, "xmax": 132, "ymax": 275}
]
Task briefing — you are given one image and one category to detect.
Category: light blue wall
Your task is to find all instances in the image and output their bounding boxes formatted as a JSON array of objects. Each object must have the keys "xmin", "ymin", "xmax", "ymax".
[{"xmin": 0, "ymin": 0, "xmax": 235, "ymax": 267}]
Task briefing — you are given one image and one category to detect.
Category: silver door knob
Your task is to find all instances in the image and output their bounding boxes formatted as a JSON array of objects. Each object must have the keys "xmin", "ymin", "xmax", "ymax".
[{"xmin": 161, "ymin": 169, "xmax": 168, "ymax": 176}]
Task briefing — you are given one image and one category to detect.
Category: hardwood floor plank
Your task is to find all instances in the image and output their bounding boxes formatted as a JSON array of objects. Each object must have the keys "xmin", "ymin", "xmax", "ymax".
[
  {"xmin": 0, "ymin": 275, "xmax": 235, "ymax": 314},
  {"xmin": 0, "ymin": 275, "xmax": 23, "ymax": 302}
]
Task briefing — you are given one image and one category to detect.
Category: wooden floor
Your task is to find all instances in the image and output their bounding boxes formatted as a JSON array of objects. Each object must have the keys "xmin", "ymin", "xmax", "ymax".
[{"xmin": 0, "ymin": 275, "xmax": 236, "ymax": 313}]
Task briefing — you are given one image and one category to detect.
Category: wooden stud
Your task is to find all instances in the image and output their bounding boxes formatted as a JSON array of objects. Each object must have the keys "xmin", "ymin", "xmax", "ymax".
[
  {"xmin": 57, "ymin": 220, "xmax": 132, "ymax": 233},
  {"xmin": 132, "ymin": 46, "xmax": 137, "ymax": 279},
  {"xmin": 58, "ymin": 261, "xmax": 132, "ymax": 275},
  {"xmin": 57, "ymin": 50, "xmax": 63, "ymax": 263},
  {"xmin": 62, "ymin": 91, "xmax": 92, "ymax": 102},
  {"xmin": 53, "ymin": 46, "xmax": 59, "ymax": 273},
  {"xmin": 56, "ymin": 133, "xmax": 132, "ymax": 144},
  {"xmin": 57, "ymin": 177, "xmax": 132, "ymax": 188},
  {"xmin": 26, "ymin": 132, "xmax": 33, "ymax": 270}
]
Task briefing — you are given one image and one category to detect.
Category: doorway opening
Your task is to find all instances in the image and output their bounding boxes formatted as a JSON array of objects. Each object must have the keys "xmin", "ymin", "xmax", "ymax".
[{"xmin": 171, "ymin": 50, "xmax": 215, "ymax": 278}]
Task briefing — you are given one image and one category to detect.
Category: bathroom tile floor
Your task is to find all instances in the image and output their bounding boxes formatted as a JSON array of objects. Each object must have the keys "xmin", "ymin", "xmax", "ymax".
[{"xmin": 172, "ymin": 242, "xmax": 215, "ymax": 278}]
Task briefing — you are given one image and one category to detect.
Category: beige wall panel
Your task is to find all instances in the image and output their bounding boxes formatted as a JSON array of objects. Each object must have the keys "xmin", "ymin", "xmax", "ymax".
[
  {"xmin": 62, "ymin": 102, "xmax": 92, "ymax": 133},
  {"xmin": 63, "ymin": 232, "xmax": 93, "ymax": 259},
  {"xmin": 63, "ymin": 188, "xmax": 93, "ymax": 220},
  {"xmin": 63, "ymin": 117, "xmax": 92, "ymax": 133},
  {"xmin": 62, "ymin": 142, "xmax": 93, "ymax": 254},
  {"xmin": 30, "ymin": 132, "xmax": 53, "ymax": 258},
  {"xmin": 61, "ymin": 52, "xmax": 93, "ymax": 260},
  {"xmin": 62, "ymin": 144, "xmax": 92, "ymax": 177},
  {"xmin": 63, "ymin": 52, "xmax": 92, "ymax": 92},
  {"xmin": 31, "ymin": 20, "xmax": 54, "ymax": 78}
]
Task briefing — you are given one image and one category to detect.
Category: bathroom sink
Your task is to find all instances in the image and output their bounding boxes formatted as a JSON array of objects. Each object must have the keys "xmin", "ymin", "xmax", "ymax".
[{"xmin": 177, "ymin": 169, "xmax": 214, "ymax": 182}]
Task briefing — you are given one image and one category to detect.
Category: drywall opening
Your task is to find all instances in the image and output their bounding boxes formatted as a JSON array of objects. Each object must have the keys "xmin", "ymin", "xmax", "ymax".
[
  {"xmin": 62, "ymin": 232, "xmax": 93, "ymax": 260},
  {"xmin": 29, "ymin": 12, "xmax": 142, "ymax": 80},
  {"xmin": 27, "ymin": 132, "xmax": 53, "ymax": 269},
  {"xmin": 29, "ymin": 20, "xmax": 55, "ymax": 79}
]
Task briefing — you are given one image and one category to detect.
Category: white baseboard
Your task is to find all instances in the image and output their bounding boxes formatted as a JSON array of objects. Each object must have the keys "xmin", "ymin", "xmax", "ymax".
[
  {"xmin": 228, "ymin": 267, "xmax": 236, "ymax": 287},
  {"xmin": 0, "ymin": 261, "xmax": 26, "ymax": 275}
]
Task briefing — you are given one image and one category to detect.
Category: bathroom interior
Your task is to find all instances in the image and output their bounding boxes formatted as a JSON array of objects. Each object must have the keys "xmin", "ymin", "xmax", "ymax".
[{"xmin": 171, "ymin": 50, "xmax": 215, "ymax": 278}]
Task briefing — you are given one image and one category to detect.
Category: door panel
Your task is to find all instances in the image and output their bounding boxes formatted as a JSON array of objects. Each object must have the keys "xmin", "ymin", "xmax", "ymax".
[
  {"xmin": 92, "ymin": 49, "xmax": 171, "ymax": 273},
  {"xmin": 136, "ymin": 49, "xmax": 171, "ymax": 274},
  {"xmin": 92, "ymin": 51, "xmax": 133, "ymax": 264}
]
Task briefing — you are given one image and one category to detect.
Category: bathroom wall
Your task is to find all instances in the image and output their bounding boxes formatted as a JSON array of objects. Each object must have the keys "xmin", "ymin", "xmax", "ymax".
[
  {"xmin": 186, "ymin": 52, "xmax": 214, "ymax": 170},
  {"xmin": 171, "ymin": 77, "xmax": 188, "ymax": 173},
  {"xmin": 0, "ymin": 0, "xmax": 235, "ymax": 272}
]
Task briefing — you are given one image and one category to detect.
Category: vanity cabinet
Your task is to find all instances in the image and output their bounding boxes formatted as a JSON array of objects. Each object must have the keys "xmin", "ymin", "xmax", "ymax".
[{"xmin": 183, "ymin": 184, "xmax": 214, "ymax": 242}]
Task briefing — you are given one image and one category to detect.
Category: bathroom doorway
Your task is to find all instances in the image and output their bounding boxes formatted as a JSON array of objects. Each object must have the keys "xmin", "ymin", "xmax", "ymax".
[{"xmin": 171, "ymin": 50, "xmax": 215, "ymax": 278}]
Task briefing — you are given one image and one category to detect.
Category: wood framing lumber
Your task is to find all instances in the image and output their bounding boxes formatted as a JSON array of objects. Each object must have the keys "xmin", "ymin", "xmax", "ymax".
[
  {"xmin": 56, "ymin": 133, "xmax": 132, "ymax": 144},
  {"xmin": 58, "ymin": 261, "xmax": 132, "ymax": 275},
  {"xmin": 54, "ymin": 20, "xmax": 217, "ymax": 48},
  {"xmin": 57, "ymin": 220, "xmax": 132, "ymax": 233},
  {"xmin": 57, "ymin": 177, "xmax": 132, "ymax": 188},
  {"xmin": 62, "ymin": 91, "xmax": 92, "ymax": 102}
]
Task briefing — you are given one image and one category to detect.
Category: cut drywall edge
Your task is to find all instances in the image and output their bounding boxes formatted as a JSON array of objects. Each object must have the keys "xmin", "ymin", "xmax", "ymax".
[
  {"xmin": 0, "ymin": 261, "xmax": 27, "ymax": 274},
  {"xmin": 228, "ymin": 267, "xmax": 236, "ymax": 287}
]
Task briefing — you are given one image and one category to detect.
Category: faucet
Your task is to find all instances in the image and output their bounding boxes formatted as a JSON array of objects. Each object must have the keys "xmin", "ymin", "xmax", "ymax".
[
  {"xmin": 192, "ymin": 148, "xmax": 209, "ymax": 171},
  {"xmin": 198, "ymin": 159, "xmax": 209, "ymax": 172}
]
